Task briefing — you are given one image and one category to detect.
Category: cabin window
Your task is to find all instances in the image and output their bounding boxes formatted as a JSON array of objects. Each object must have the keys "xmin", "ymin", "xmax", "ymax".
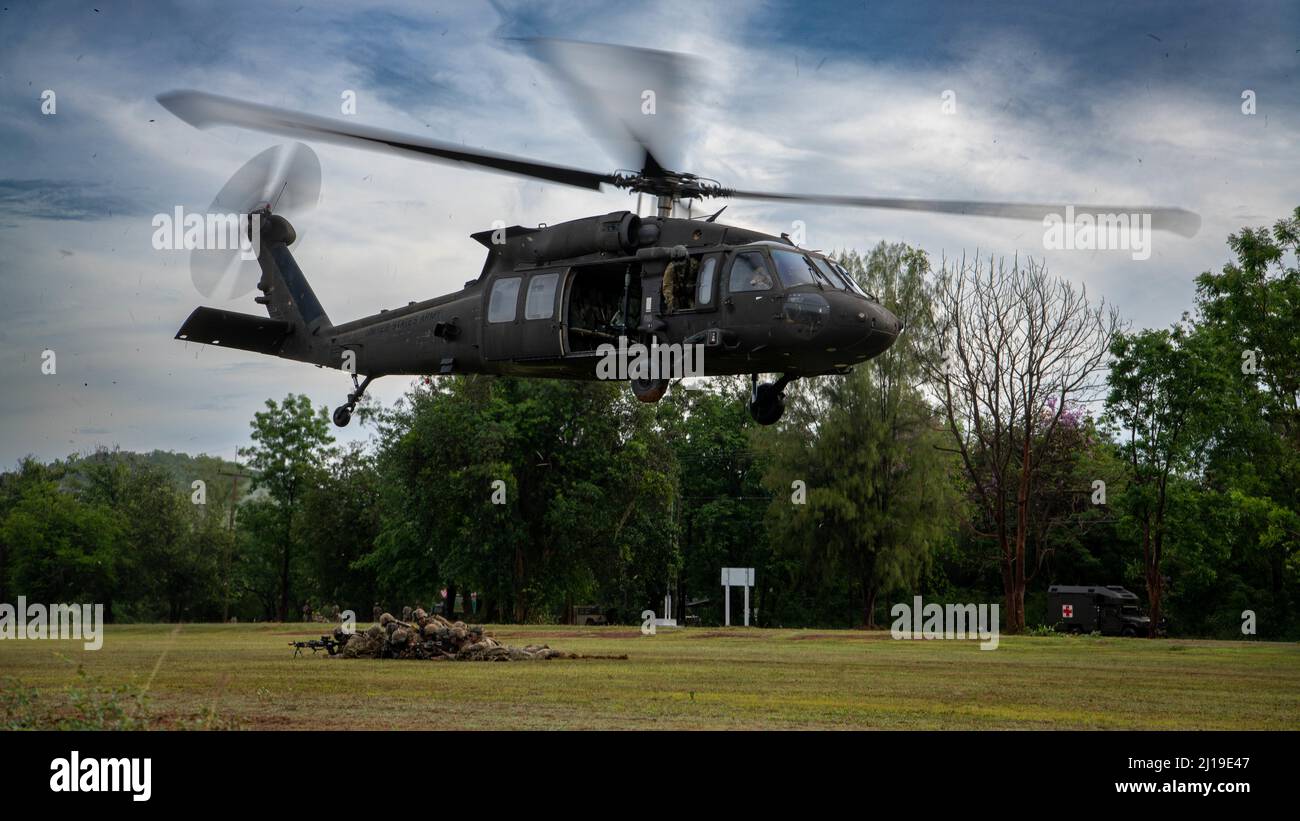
[
  {"xmin": 662, "ymin": 254, "xmax": 719, "ymax": 312},
  {"xmin": 696, "ymin": 256, "xmax": 717, "ymax": 305},
  {"xmin": 728, "ymin": 251, "xmax": 773, "ymax": 292},
  {"xmin": 488, "ymin": 276, "xmax": 521, "ymax": 323},
  {"xmin": 525, "ymin": 272, "xmax": 560, "ymax": 320},
  {"xmin": 662, "ymin": 256, "xmax": 696, "ymax": 311}
]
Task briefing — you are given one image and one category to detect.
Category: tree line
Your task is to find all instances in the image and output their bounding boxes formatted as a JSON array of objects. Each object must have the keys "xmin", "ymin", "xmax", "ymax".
[{"xmin": 2, "ymin": 208, "xmax": 1296, "ymax": 637}]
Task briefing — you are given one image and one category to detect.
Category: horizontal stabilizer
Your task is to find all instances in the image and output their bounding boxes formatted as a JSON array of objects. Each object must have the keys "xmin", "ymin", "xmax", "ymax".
[{"xmin": 175, "ymin": 307, "xmax": 293, "ymax": 354}]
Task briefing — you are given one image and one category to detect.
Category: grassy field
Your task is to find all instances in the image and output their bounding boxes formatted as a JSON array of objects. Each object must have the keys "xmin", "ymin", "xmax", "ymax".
[{"xmin": 1, "ymin": 623, "xmax": 1297, "ymax": 729}]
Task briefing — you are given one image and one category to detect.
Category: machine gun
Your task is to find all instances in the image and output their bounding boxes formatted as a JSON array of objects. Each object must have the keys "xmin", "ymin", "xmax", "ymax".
[{"xmin": 290, "ymin": 634, "xmax": 348, "ymax": 657}]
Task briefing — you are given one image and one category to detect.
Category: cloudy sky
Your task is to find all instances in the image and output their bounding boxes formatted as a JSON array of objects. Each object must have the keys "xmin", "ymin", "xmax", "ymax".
[{"xmin": 1, "ymin": 0, "xmax": 1297, "ymax": 468}]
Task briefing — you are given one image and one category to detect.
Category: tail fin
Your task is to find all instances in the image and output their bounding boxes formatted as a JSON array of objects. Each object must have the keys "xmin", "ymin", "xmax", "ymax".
[
  {"xmin": 175, "ymin": 214, "xmax": 336, "ymax": 367},
  {"xmin": 253, "ymin": 215, "xmax": 331, "ymax": 336}
]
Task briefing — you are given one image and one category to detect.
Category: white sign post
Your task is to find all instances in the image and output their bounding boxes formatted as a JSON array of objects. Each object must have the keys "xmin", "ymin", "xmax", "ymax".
[
  {"xmin": 656, "ymin": 591, "xmax": 676, "ymax": 629},
  {"xmin": 721, "ymin": 567, "xmax": 755, "ymax": 627}
]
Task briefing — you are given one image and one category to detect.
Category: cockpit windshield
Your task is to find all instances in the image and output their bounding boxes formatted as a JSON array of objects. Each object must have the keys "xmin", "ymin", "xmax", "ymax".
[
  {"xmin": 771, "ymin": 250, "xmax": 820, "ymax": 289},
  {"xmin": 806, "ymin": 256, "xmax": 848, "ymax": 291},
  {"xmin": 809, "ymin": 256, "xmax": 874, "ymax": 300},
  {"xmin": 810, "ymin": 257, "xmax": 851, "ymax": 292},
  {"xmin": 828, "ymin": 260, "xmax": 876, "ymax": 301}
]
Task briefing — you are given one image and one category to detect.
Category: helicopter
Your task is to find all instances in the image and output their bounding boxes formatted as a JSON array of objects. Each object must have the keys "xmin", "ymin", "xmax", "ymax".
[{"xmin": 158, "ymin": 39, "xmax": 1199, "ymax": 427}]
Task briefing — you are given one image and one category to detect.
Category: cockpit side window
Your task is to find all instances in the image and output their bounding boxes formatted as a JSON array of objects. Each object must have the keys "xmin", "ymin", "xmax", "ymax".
[
  {"xmin": 696, "ymin": 256, "xmax": 717, "ymax": 305},
  {"xmin": 728, "ymin": 251, "xmax": 774, "ymax": 293}
]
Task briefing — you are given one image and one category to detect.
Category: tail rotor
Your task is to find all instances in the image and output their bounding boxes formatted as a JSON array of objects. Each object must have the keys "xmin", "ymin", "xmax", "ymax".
[{"xmin": 189, "ymin": 142, "xmax": 321, "ymax": 301}]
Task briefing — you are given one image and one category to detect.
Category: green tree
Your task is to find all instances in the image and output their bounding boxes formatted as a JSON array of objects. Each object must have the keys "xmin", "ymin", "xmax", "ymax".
[
  {"xmin": 661, "ymin": 380, "xmax": 770, "ymax": 625},
  {"xmin": 1188, "ymin": 208, "xmax": 1300, "ymax": 634},
  {"xmin": 2, "ymin": 478, "xmax": 126, "ymax": 619},
  {"xmin": 1105, "ymin": 326, "xmax": 1226, "ymax": 633},
  {"xmin": 300, "ymin": 444, "xmax": 381, "ymax": 615},
  {"xmin": 759, "ymin": 243, "xmax": 962, "ymax": 627},
  {"xmin": 77, "ymin": 452, "xmax": 223, "ymax": 621},
  {"xmin": 925, "ymin": 254, "xmax": 1121, "ymax": 632},
  {"xmin": 238, "ymin": 394, "xmax": 335, "ymax": 621},
  {"xmin": 367, "ymin": 376, "xmax": 677, "ymax": 623}
]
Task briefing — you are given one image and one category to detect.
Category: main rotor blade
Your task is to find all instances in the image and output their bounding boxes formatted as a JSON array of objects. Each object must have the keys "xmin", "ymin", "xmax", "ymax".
[
  {"xmin": 725, "ymin": 190, "xmax": 1202, "ymax": 237},
  {"xmin": 514, "ymin": 37, "xmax": 703, "ymax": 175},
  {"xmin": 157, "ymin": 90, "xmax": 618, "ymax": 191}
]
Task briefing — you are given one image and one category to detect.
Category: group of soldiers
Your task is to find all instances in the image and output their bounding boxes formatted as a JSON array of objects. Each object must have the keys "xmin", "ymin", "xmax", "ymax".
[
  {"xmin": 299, "ymin": 601, "xmax": 454, "ymax": 626},
  {"xmin": 300, "ymin": 602, "xmax": 342, "ymax": 623},
  {"xmin": 292, "ymin": 600, "xmax": 629, "ymax": 662},
  {"xmin": 372, "ymin": 603, "xmax": 429, "ymax": 624},
  {"xmin": 334, "ymin": 607, "xmax": 576, "ymax": 662}
]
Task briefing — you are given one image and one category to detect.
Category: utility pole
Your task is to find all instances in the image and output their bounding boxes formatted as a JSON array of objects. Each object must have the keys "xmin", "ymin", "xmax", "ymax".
[{"xmin": 217, "ymin": 467, "xmax": 255, "ymax": 622}]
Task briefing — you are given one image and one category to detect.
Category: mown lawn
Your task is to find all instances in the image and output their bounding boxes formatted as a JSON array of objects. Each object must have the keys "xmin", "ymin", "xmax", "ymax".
[{"xmin": 1, "ymin": 623, "xmax": 1296, "ymax": 729}]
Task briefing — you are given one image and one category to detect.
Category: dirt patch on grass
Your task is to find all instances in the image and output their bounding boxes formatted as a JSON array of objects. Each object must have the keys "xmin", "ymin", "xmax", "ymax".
[
  {"xmin": 493, "ymin": 629, "xmax": 642, "ymax": 640},
  {"xmin": 272, "ymin": 629, "xmax": 340, "ymax": 638},
  {"xmin": 790, "ymin": 633, "xmax": 857, "ymax": 641},
  {"xmin": 789, "ymin": 631, "xmax": 893, "ymax": 641},
  {"xmin": 687, "ymin": 631, "xmax": 767, "ymax": 640}
]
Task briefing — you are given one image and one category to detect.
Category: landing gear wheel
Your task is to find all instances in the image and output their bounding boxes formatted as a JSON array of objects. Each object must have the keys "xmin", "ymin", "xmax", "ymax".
[
  {"xmin": 332, "ymin": 372, "xmax": 377, "ymax": 428},
  {"xmin": 748, "ymin": 382, "xmax": 786, "ymax": 425},
  {"xmin": 631, "ymin": 378, "xmax": 670, "ymax": 403}
]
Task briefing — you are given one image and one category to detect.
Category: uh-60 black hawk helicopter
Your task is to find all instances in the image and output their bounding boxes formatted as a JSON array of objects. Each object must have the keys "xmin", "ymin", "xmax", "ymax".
[{"xmin": 158, "ymin": 39, "xmax": 1199, "ymax": 427}]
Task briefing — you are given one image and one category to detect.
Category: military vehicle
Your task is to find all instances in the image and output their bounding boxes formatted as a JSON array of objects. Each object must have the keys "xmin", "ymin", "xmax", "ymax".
[
  {"xmin": 572, "ymin": 605, "xmax": 608, "ymax": 627},
  {"xmin": 1047, "ymin": 585, "xmax": 1154, "ymax": 637}
]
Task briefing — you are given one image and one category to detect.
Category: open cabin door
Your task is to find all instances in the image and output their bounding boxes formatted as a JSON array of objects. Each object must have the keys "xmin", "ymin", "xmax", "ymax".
[{"xmin": 563, "ymin": 261, "xmax": 640, "ymax": 355}]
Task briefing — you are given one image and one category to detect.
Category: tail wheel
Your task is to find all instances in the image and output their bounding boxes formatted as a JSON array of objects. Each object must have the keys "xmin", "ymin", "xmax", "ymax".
[{"xmin": 631, "ymin": 378, "xmax": 669, "ymax": 403}]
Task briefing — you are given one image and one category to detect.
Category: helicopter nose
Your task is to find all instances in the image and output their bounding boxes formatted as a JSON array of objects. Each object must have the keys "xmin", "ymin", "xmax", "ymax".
[
  {"xmin": 874, "ymin": 304, "xmax": 901, "ymax": 342},
  {"xmin": 836, "ymin": 299, "xmax": 899, "ymax": 359}
]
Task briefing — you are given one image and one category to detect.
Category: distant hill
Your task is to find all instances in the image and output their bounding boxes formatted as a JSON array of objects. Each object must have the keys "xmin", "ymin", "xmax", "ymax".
[{"xmin": 70, "ymin": 448, "xmax": 260, "ymax": 507}]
